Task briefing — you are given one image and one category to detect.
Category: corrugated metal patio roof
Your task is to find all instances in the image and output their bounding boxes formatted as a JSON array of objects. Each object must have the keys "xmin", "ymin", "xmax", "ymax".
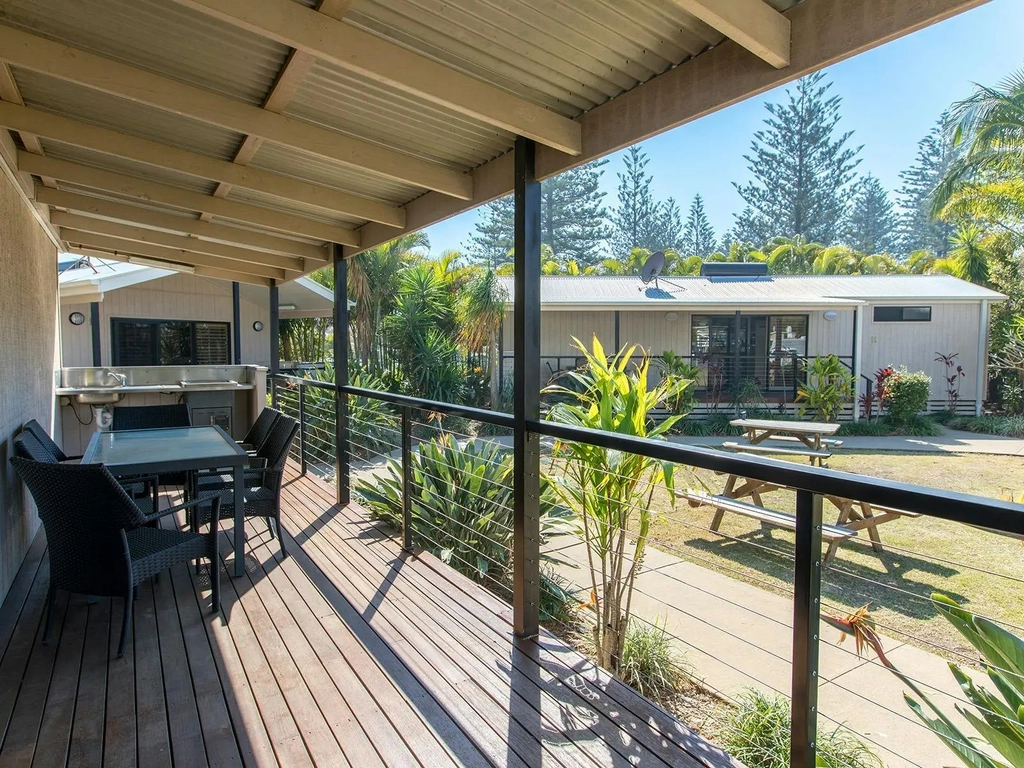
[{"xmin": 0, "ymin": 0, "xmax": 991, "ymax": 287}]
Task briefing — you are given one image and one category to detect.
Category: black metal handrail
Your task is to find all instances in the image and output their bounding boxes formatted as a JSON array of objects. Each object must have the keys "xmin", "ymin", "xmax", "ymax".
[
  {"xmin": 272, "ymin": 371, "xmax": 1024, "ymax": 766},
  {"xmin": 273, "ymin": 373, "xmax": 1024, "ymax": 533}
]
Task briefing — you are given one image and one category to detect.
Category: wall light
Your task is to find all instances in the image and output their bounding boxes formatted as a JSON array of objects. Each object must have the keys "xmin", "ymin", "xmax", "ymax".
[
  {"xmin": 278, "ymin": 303, "xmax": 298, "ymax": 311},
  {"xmin": 823, "ymin": 310, "xmax": 839, "ymax": 321},
  {"xmin": 665, "ymin": 312, "xmax": 678, "ymax": 321}
]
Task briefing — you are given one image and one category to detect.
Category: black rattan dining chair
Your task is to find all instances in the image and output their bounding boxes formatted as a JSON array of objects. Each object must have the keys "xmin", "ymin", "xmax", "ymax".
[
  {"xmin": 9, "ymin": 457, "xmax": 221, "ymax": 658},
  {"xmin": 238, "ymin": 408, "xmax": 281, "ymax": 453},
  {"xmin": 23, "ymin": 419, "xmax": 80, "ymax": 462},
  {"xmin": 111, "ymin": 403, "xmax": 191, "ymax": 432},
  {"xmin": 14, "ymin": 431, "xmax": 161, "ymax": 521},
  {"xmin": 195, "ymin": 415, "xmax": 299, "ymax": 558}
]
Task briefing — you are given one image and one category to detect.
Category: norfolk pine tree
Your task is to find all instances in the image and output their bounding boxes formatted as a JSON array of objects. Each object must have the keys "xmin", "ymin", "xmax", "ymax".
[
  {"xmin": 733, "ymin": 72, "xmax": 861, "ymax": 245},
  {"xmin": 682, "ymin": 194, "xmax": 716, "ymax": 257},
  {"xmin": 897, "ymin": 115, "xmax": 955, "ymax": 257},
  {"xmin": 844, "ymin": 174, "xmax": 898, "ymax": 254}
]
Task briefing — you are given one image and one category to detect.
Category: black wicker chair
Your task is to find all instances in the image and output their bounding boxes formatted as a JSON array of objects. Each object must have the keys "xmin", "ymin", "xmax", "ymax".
[
  {"xmin": 9, "ymin": 458, "xmax": 221, "ymax": 657},
  {"xmin": 14, "ymin": 432, "xmax": 161, "ymax": 521},
  {"xmin": 195, "ymin": 415, "xmax": 299, "ymax": 558},
  {"xmin": 111, "ymin": 403, "xmax": 191, "ymax": 432},
  {"xmin": 23, "ymin": 419, "xmax": 80, "ymax": 462},
  {"xmin": 238, "ymin": 408, "xmax": 281, "ymax": 453}
]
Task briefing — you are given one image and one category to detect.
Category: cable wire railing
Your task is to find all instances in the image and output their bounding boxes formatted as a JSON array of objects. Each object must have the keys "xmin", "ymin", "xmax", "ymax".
[{"xmin": 271, "ymin": 371, "xmax": 1024, "ymax": 768}]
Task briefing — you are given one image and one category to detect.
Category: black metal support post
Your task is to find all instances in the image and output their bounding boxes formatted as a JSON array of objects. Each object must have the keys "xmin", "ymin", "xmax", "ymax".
[
  {"xmin": 791, "ymin": 489, "xmax": 823, "ymax": 768},
  {"xmin": 613, "ymin": 310, "xmax": 620, "ymax": 352},
  {"xmin": 89, "ymin": 302, "xmax": 101, "ymax": 366},
  {"xmin": 232, "ymin": 281, "xmax": 242, "ymax": 364},
  {"xmin": 513, "ymin": 136, "xmax": 541, "ymax": 639},
  {"xmin": 269, "ymin": 280, "xmax": 280, "ymax": 408},
  {"xmin": 333, "ymin": 244, "xmax": 350, "ymax": 507},
  {"xmin": 733, "ymin": 310, "xmax": 742, "ymax": 416},
  {"xmin": 498, "ymin": 320, "xmax": 504, "ymax": 390},
  {"xmin": 401, "ymin": 405, "xmax": 413, "ymax": 552},
  {"xmin": 298, "ymin": 382, "xmax": 308, "ymax": 476}
]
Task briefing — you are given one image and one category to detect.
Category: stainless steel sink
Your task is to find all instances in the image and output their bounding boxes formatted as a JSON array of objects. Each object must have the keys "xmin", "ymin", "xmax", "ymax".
[{"xmin": 72, "ymin": 390, "xmax": 124, "ymax": 405}]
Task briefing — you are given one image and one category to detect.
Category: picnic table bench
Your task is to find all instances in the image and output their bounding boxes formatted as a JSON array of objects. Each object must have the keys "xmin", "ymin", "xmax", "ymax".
[
  {"xmin": 679, "ymin": 490, "xmax": 857, "ymax": 549},
  {"xmin": 722, "ymin": 441, "xmax": 832, "ymax": 465}
]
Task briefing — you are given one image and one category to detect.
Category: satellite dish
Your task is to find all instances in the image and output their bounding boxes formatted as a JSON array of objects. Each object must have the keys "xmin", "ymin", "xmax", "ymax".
[{"xmin": 640, "ymin": 251, "xmax": 666, "ymax": 285}]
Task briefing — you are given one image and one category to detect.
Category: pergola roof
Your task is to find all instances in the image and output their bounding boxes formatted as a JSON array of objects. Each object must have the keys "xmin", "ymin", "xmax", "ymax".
[{"xmin": 0, "ymin": 0, "xmax": 988, "ymax": 286}]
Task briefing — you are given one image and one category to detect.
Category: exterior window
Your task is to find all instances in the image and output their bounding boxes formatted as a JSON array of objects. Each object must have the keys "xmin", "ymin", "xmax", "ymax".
[
  {"xmin": 112, "ymin": 319, "xmax": 230, "ymax": 366},
  {"xmin": 873, "ymin": 306, "xmax": 932, "ymax": 322}
]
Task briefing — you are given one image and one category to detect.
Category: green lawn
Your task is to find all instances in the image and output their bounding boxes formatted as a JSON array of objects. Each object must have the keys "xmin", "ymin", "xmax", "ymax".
[{"xmin": 640, "ymin": 451, "xmax": 1024, "ymax": 659}]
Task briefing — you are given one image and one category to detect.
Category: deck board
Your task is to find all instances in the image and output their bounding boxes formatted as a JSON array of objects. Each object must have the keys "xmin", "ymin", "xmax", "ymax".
[{"xmin": 0, "ymin": 463, "xmax": 737, "ymax": 767}]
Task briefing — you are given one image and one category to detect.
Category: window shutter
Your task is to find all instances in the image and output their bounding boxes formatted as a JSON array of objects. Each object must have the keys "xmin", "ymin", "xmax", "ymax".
[{"xmin": 195, "ymin": 323, "xmax": 230, "ymax": 364}]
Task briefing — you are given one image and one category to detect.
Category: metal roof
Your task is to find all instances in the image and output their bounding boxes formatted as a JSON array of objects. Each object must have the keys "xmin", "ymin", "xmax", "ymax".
[
  {"xmin": 0, "ymin": 0, "xmax": 981, "ymax": 286},
  {"xmin": 495, "ymin": 275, "xmax": 1007, "ymax": 309}
]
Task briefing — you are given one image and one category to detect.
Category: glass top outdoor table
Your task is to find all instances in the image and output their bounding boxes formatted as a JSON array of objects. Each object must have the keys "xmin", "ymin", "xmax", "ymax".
[{"xmin": 83, "ymin": 426, "xmax": 249, "ymax": 577}]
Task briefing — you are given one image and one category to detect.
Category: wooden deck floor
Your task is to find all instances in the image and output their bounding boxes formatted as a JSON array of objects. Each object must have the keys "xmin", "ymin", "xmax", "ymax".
[{"xmin": 0, "ymin": 463, "xmax": 737, "ymax": 767}]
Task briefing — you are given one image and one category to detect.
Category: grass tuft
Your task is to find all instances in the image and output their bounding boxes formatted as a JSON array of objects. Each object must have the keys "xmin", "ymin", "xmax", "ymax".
[
  {"xmin": 619, "ymin": 619, "xmax": 689, "ymax": 700},
  {"xmin": 723, "ymin": 689, "xmax": 883, "ymax": 768}
]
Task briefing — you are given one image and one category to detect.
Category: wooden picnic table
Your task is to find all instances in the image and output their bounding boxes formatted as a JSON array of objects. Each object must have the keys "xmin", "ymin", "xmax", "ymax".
[{"xmin": 731, "ymin": 417, "xmax": 842, "ymax": 452}]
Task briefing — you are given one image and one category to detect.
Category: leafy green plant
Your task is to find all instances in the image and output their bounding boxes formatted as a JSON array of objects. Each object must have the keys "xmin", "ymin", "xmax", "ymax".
[
  {"xmin": 834, "ymin": 595, "xmax": 1024, "ymax": 768},
  {"xmin": 354, "ymin": 434, "xmax": 573, "ymax": 588},
  {"xmin": 723, "ymin": 689, "xmax": 883, "ymax": 768},
  {"xmin": 947, "ymin": 415, "xmax": 1024, "ymax": 438},
  {"xmin": 656, "ymin": 351, "xmax": 700, "ymax": 415},
  {"xmin": 619, "ymin": 620, "xmax": 688, "ymax": 700},
  {"xmin": 886, "ymin": 368, "xmax": 932, "ymax": 425},
  {"xmin": 734, "ymin": 377, "xmax": 768, "ymax": 412},
  {"xmin": 544, "ymin": 336, "xmax": 687, "ymax": 677},
  {"xmin": 796, "ymin": 355, "xmax": 854, "ymax": 422}
]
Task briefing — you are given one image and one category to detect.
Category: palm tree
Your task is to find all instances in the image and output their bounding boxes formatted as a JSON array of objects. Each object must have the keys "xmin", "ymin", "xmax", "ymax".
[
  {"xmin": 856, "ymin": 253, "xmax": 904, "ymax": 275},
  {"xmin": 945, "ymin": 224, "xmax": 991, "ymax": 284},
  {"xmin": 907, "ymin": 249, "xmax": 939, "ymax": 274},
  {"xmin": 458, "ymin": 271, "xmax": 507, "ymax": 409},
  {"xmin": 812, "ymin": 245, "xmax": 859, "ymax": 275},
  {"xmin": 348, "ymin": 233, "xmax": 429, "ymax": 371},
  {"xmin": 934, "ymin": 69, "xmax": 1024, "ymax": 237},
  {"xmin": 765, "ymin": 235, "xmax": 823, "ymax": 274}
]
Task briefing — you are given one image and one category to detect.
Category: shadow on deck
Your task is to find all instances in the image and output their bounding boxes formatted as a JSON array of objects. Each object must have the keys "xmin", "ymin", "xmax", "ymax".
[{"xmin": 0, "ymin": 462, "xmax": 737, "ymax": 767}]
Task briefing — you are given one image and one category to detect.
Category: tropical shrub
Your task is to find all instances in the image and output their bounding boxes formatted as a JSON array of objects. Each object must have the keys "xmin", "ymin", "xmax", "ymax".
[
  {"xmin": 544, "ymin": 336, "xmax": 687, "ymax": 677},
  {"xmin": 354, "ymin": 434, "xmax": 574, "ymax": 588},
  {"xmin": 947, "ymin": 414, "xmax": 1024, "ymax": 438},
  {"xmin": 619, "ymin": 620, "xmax": 688, "ymax": 700},
  {"xmin": 724, "ymin": 689, "xmax": 883, "ymax": 768},
  {"xmin": 886, "ymin": 368, "xmax": 932, "ymax": 424},
  {"xmin": 796, "ymin": 355, "xmax": 854, "ymax": 422},
  {"xmin": 837, "ymin": 595, "xmax": 1024, "ymax": 768},
  {"xmin": 936, "ymin": 352, "xmax": 967, "ymax": 413},
  {"xmin": 656, "ymin": 351, "xmax": 700, "ymax": 415}
]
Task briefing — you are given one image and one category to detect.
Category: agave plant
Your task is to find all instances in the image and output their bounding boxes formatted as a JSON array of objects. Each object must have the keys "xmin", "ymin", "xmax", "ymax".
[
  {"xmin": 544, "ymin": 336, "xmax": 688, "ymax": 677},
  {"xmin": 354, "ymin": 434, "xmax": 574, "ymax": 586}
]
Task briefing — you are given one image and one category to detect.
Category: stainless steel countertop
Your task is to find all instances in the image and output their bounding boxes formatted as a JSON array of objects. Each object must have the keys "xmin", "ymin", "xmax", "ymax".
[{"xmin": 56, "ymin": 382, "xmax": 255, "ymax": 395}]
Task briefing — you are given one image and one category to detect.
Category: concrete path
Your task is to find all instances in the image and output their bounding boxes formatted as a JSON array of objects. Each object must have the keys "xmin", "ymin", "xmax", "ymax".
[
  {"xmin": 549, "ymin": 540, "xmax": 982, "ymax": 768},
  {"xmin": 670, "ymin": 427, "xmax": 1024, "ymax": 455}
]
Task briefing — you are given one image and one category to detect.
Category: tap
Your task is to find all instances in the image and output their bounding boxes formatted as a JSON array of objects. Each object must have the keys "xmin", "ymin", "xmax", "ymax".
[{"xmin": 105, "ymin": 370, "xmax": 128, "ymax": 387}]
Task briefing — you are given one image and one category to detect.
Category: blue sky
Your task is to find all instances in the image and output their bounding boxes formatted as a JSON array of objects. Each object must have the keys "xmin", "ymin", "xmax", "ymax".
[{"xmin": 422, "ymin": 0, "xmax": 1024, "ymax": 255}]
